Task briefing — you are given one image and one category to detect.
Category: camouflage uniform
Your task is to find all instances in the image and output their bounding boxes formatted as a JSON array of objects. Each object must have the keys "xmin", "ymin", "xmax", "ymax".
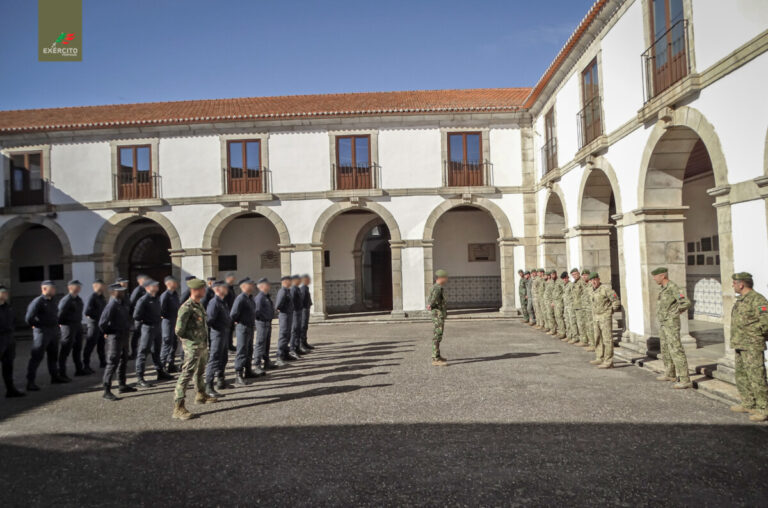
[
  {"xmin": 656, "ymin": 280, "xmax": 691, "ymax": 383},
  {"xmin": 519, "ymin": 276, "xmax": 529, "ymax": 322},
  {"xmin": 428, "ymin": 283, "xmax": 447, "ymax": 360},
  {"xmin": 570, "ymin": 277, "xmax": 584, "ymax": 344},
  {"xmin": 552, "ymin": 278, "xmax": 566, "ymax": 338},
  {"xmin": 579, "ymin": 280, "xmax": 595, "ymax": 347},
  {"xmin": 173, "ymin": 298, "xmax": 209, "ymax": 402},
  {"xmin": 563, "ymin": 280, "xmax": 576, "ymax": 342},
  {"xmin": 591, "ymin": 282, "xmax": 620, "ymax": 365},
  {"xmin": 731, "ymin": 289, "xmax": 768, "ymax": 415},
  {"xmin": 525, "ymin": 277, "xmax": 535, "ymax": 324},
  {"xmin": 543, "ymin": 278, "xmax": 555, "ymax": 332},
  {"xmin": 532, "ymin": 276, "xmax": 542, "ymax": 328}
]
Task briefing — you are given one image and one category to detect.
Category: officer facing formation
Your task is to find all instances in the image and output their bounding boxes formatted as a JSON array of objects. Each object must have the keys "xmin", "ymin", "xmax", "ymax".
[
  {"xmin": 0, "ymin": 286, "xmax": 24, "ymax": 397},
  {"xmin": 588, "ymin": 273, "xmax": 620, "ymax": 369},
  {"xmin": 427, "ymin": 269, "xmax": 448, "ymax": 366},
  {"xmin": 652, "ymin": 267, "xmax": 692, "ymax": 389}
]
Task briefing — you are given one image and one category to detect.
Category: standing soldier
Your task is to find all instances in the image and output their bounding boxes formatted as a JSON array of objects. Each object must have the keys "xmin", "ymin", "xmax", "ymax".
[
  {"xmin": 588, "ymin": 273, "xmax": 620, "ymax": 368},
  {"xmin": 652, "ymin": 267, "xmax": 692, "ymax": 389},
  {"xmin": 230, "ymin": 277, "xmax": 256, "ymax": 385},
  {"xmin": 551, "ymin": 271, "xmax": 566, "ymax": 339},
  {"xmin": 525, "ymin": 271, "xmax": 535, "ymax": 326},
  {"xmin": 428, "ymin": 269, "xmax": 448, "ymax": 366},
  {"xmin": 289, "ymin": 275, "xmax": 305, "ymax": 357},
  {"xmin": 26, "ymin": 280, "xmax": 64, "ymax": 390},
  {"xmin": 543, "ymin": 271, "xmax": 556, "ymax": 334},
  {"xmin": 275, "ymin": 276, "xmax": 294, "ymax": 365},
  {"xmin": 0, "ymin": 286, "xmax": 24, "ymax": 397},
  {"xmin": 253, "ymin": 278, "xmax": 275, "ymax": 373},
  {"xmin": 204, "ymin": 281, "xmax": 231, "ymax": 398},
  {"xmin": 57, "ymin": 280, "xmax": 85, "ymax": 378},
  {"xmin": 580, "ymin": 270, "xmax": 595, "ymax": 351},
  {"xmin": 729, "ymin": 272, "xmax": 768, "ymax": 422},
  {"xmin": 224, "ymin": 272, "xmax": 237, "ymax": 352},
  {"xmin": 134, "ymin": 279, "xmax": 173, "ymax": 387},
  {"xmin": 518, "ymin": 269, "xmax": 529, "ymax": 322},
  {"xmin": 99, "ymin": 283, "xmax": 136, "ymax": 400},
  {"xmin": 83, "ymin": 279, "xmax": 106, "ymax": 372},
  {"xmin": 534, "ymin": 269, "xmax": 545, "ymax": 330},
  {"xmin": 300, "ymin": 274, "xmax": 314, "ymax": 350},
  {"xmin": 173, "ymin": 278, "xmax": 217, "ymax": 420},
  {"xmin": 160, "ymin": 276, "xmax": 181, "ymax": 373},
  {"xmin": 560, "ymin": 272, "xmax": 572, "ymax": 341},
  {"xmin": 568, "ymin": 269, "xmax": 584, "ymax": 346},
  {"xmin": 128, "ymin": 273, "xmax": 148, "ymax": 359}
]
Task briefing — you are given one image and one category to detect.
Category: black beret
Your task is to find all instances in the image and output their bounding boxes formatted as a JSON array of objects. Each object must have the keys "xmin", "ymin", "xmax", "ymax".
[
  {"xmin": 291, "ymin": 274, "xmax": 300, "ymax": 280},
  {"xmin": 212, "ymin": 280, "xmax": 227, "ymax": 288},
  {"xmin": 281, "ymin": 276, "xmax": 291, "ymax": 281},
  {"xmin": 142, "ymin": 279, "xmax": 159, "ymax": 287},
  {"xmin": 560, "ymin": 271, "xmax": 568, "ymax": 279},
  {"xmin": 237, "ymin": 277, "xmax": 252, "ymax": 285},
  {"xmin": 108, "ymin": 283, "xmax": 126, "ymax": 292},
  {"xmin": 93, "ymin": 279, "xmax": 104, "ymax": 284},
  {"xmin": 164, "ymin": 275, "xmax": 177, "ymax": 283},
  {"xmin": 67, "ymin": 280, "xmax": 82, "ymax": 286},
  {"xmin": 41, "ymin": 280, "xmax": 55, "ymax": 287},
  {"xmin": 257, "ymin": 277, "xmax": 269, "ymax": 284},
  {"xmin": 185, "ymin": 275, "xmax": 196, "ymax": 281},
  {"xmin": 206, "ymin": 277, "xmax": 216, "ymax": 281}
]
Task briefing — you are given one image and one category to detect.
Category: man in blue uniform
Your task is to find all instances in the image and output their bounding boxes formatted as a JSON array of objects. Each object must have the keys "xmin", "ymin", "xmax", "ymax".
[
  {"xmin": 128, "ymin": 273, "xmax": 148, "ymax": 359},
  {"xmin": 253, "ymin": 277, "xmax": 274, "ymax": 373},
  {"xmin": 160, "ymin": 275, "xmax": 181, "ymax": 373},
  {"xmin": 201, "ymin": 277, "xmax": 216, "ymax": 310},
  {"xmin": 26, "ymin": 280, "xmax": 65, "ymax": 390},
  {"xmin": 275, "ymin": 276, "xmax": 294, "ymax": 365},
  {"xmin": 99, "ymin": 283, "xmax": 137, "ymax": 401},
  {"xmin": 300, "ymin": 274, "xmax": 314, "ymax": 351},
  {"xmin": 205, "ymin": 281, "xmax": 231, "ymax": 397},
  {"xmin": 230, "ymin": 277, "xmax": 255, "ymax": 386},
  {"xmin": 134, "ymin": 279, "xmax": 173, "ymax": 387},
  {"xmin": 82, "ymin": 279, "xmax": 106, "ymax": 372},
  {"xmin": 0, "ymin": 286, "xmax": 24, "ymax": 397},
  {"xmin": 224, "ymin": 272, "xmax": 237, "ymax": 352},
  {"xmin": 289, "ymin": 275, "xmax": 304, "ymax": 358},
  {"xmin": 57, "ymin": 279, "xmax": 85, "ymax": 378}
]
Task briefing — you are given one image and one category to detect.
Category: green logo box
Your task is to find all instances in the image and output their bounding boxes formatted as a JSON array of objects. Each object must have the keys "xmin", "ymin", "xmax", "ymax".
[{"xmin": 38, "ymin": 0, "xmax": 82, "ymax": 62}]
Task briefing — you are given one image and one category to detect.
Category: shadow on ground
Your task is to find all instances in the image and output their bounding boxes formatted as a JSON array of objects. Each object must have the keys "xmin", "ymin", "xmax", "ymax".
[{"xmin": 1, "ymin": 422, "xmax": 767, "ymax": 506}]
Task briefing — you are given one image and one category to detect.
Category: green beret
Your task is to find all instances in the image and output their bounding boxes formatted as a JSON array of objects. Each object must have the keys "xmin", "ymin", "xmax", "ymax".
[
  {"xmin": 186, "ymin": 278, "xmax": 206, "ymax": 290},
  {"xmin": 524, "ymin": 271, "xmax": 530, "ymax": 275},
  {"xmin": 570, "ymin": 268, "xmax": 579, "ymax": 274},
  {"xmin": 651, "ymin": 267, "xmax": 668, "ymax": 276},
  {"xmin": 435, "ymin": 269, "xmax": 448, "ymax": 278},
  {"xmin": 732, "ymin": 272, "xmax": 753, "ymax": 282},
  {"xmin": 537, "ymin": 268, "xmax": 544, "ymax": 272},
  {"xmin": 588, "ymin": 272, "xmax": 600, "ymax": 280},
  {"xmin": 550, "ymin": 270, "xmax": 557, "ymax": 275},
  {"xmin": 582, "ymin": 269, "xmax": 591, "ymax": 275}
]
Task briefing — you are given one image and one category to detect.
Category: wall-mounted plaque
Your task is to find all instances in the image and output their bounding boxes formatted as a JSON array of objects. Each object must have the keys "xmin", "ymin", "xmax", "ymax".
[
  {"xmin": 468, "ymin": 243, "xmax": 496, "ymax": 262},
  {"xmin": 260, "ymin": 250, "xmax": 280, "ymax": 269}
]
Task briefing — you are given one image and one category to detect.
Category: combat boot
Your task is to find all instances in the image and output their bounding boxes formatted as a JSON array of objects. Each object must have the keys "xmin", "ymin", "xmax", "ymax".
[
  {"xmin": 673, "ymin": 381, "xmax": 692, "ymax": 389},
  {"xmin": 205, "ymin": 381, "xmax": 223, "ymax": 398},
  {"xmin": 574, "ymin": 342, "xmax": 587, "ymax": 347},
  {"xmin": 567, "ymin": 338, "xmax": 579, "ymax": 344},
  {"xmin": 656, "ymin": 375, "xmax": 675, "ymax": 382},
  {"xmin": 589, "ymin": 359, "xmax": 602, "ymax": 365},
  {"xmin": 288, "ymin": 351, "xmax": 301, "ymax": 360},
  {"xmin": 252, "ymin": 365, "xmax": 266, "ymax": 377},
  {"xmin": 26, "ymin": 381, "xmax": 40, "ymax": 391},
  {"xmin": 156, "ymin": 369, "xmax": 175, "ymax": 381},
  {"xmin": 597, "ymin": 362, "xmax": 614, "ymax": 369},
  {"xmin": 195, "ymin": 391, "xmax": 218, "ymax": 404},
  {"xmin": 303, "ymin": 343, "xmax": 315, "ymax": 350},
  {"xmin": 118, "ymin": 384, "xmax": 137, "ymax": 393},
  {"xmin": 167, "ymin": 362, "xmax": 178, "ymax": 374},
  {"xmin": 431, "ymin": 357, "xmax": 447, "ymax": 366},
  {"xmin": 730, "ymin": 405, "xmax": 753, "ymax": 414},
  {"xmin": 172, "ymin": 400, "xmax": 194, "ymax": 420},
  {"xmin": 275, "ymin": 357, "xmax": 289, "ymax": 367},
  {"xmin": 136, "ymin": 377, "xmax": 154, "ymax": 388},
  {"xmin": 6, "ymin": 386, "xmax": 25, "ymax": 398},
  {"xmin": 585, "ymin": 346, "xmax": 596, "ymax": 352},
  {"xmin": 215, "ymin": 376, "xmax": 229, "ymax": 390},
  {"xmin": 244, "ymin": 366, "xmax": 257, "ymax": 378},
  {"xmin": 102, "ymin": 383, "xmax": 118, "ymax": 401},
  {"xmin": 557, "ymin": 334, "xmax": 567, "ymax": 340},
  {"xmin": 235, "ymin": 370, "xmax": 248, "ymax": 387},
  {"xmin": 748, "ymin": 413, "xmax": 768, "ymax": 422}
]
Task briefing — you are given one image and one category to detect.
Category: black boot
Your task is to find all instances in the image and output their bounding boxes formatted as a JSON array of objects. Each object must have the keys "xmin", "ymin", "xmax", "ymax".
[
  {"xmin": 263, "ymin": 359, "xmax": 277, "ymax": 370},
  {"xmin": 136, "ymin": 376, "xmax": 154, "ymax": 388},
  {"xmin": 216, "ymin": 376, "xmax": 231, "ymax": 390},
  {"xmin": 26, "ymin": 381, "xmax": 40, "ymax": 391},
  {"xmin": 6, "ymin": 386, "xmax": 26, "ymax": 398},
  {"xmin": 302, "ymin": 342, "xmax": 315, "ymax": 350},
  {"xmin": 275, "ymin": 357, "xmax": 288, "ymax": 367},
  {"xmin": 102, "ymin": 383, "xmax": 118, "ymax": 401},
  {"xmin": 82, "ymin": 366, "xmax": 95, "ymax": 375},
  {"xmin": 235, "ymin": 370, "xmax": 248, "ymax": 387},
  {"xmin": 244, "ymin": 366, "xmax": 256, "ymax": 379},
  {"xmin": 205, "ymin": 381, "xmax": 223, "ymax": 398},
  {"xmin": 167, "ymin": 362, "xmax": 178, "ymax": 374},
  {"xmin": 288, "ymin": 351, "xmax": 301, "ymax": 360},
  {"xmin": 156, "ymin": 369, "xmax": 175, "ymax": 381},
  {"xmin": 118, "ymin": 383, "xmax": 137, "ymax": 393},
  {"xmin": 252, "ymin": 365, "xmax": 266, "ymax": 377}
]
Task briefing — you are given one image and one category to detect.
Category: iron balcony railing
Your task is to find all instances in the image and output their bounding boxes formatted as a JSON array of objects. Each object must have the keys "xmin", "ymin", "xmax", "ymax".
[
  {"xmin": 442, "ymin": 160, "xmax": 492, "ymax": 187},
  {"xmin": 577, "ymin": 95, "xmax": 603, "ymax": 150},
  {"xmin": 332, "ymin": 162, "xmax": 380, "ymax": 190},
  {"xmin": 642, "ymin": 19, "xmax": 690, "ymax": 102},
  {"xmin": 223, "ymin": 166, "xmax": 271, "ymax": 194},
  {"xmin": 540, "ymin": 138, "xmax": 558, "ymax": 177},
  {"xmin": 115, "ymin": 173, "xmax": 161, "ymax": 200}
]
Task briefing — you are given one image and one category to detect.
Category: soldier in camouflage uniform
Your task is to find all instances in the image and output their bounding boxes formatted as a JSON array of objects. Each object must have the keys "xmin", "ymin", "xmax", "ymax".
[
  {"xmin": 518, "ymin": 270, "xmax": 529, "ymax": 322},
  {"xmin": 525, "ymin": 271, "xmax": 535, "ymax": 326},
  {"xmin": 588, "ymin": 273, "xmax": 620, "ymax": 368},
  {"xmin": 428, "ymin": 269, "xmax": 448, "ymax": 366},
  {"xmin": 551, "ymin": 271, "xmax": 566, "ymax": 339},
  {"xmin": 173, "ymin": 278, "xmax": 217, "ymax": 420},
  {"xmin": 566, "ymin": 268, "xmax": 583, "ymax": 345},
  {"xmin": 729, "ymin": 272, "xmax": 768, "ymax": 422},
  {"xmin": 652, "ymin": 267, "xmax": 692, "ymax": 389},
  {"xmin": 532, "ymin": 270, "xmax": 543, "ymax": 329},
  {"xmin": 579, "ymin": 269, "xmax": 595, "ymax": 350},
  {"xmin": 543, "ymin": 272, "xmax": 556, "ymax": 334}
]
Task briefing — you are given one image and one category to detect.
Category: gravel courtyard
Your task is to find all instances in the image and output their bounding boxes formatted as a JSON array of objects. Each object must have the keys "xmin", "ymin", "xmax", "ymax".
[{"xmin": 1, "ymin": 318, "xmax": 767, "ymax": 506}]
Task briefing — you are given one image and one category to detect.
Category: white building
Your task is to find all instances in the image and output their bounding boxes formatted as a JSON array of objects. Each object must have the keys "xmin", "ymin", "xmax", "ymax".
[{"xmin": 2, "ymin": 0, "xmax": 767, "ymax": 383}]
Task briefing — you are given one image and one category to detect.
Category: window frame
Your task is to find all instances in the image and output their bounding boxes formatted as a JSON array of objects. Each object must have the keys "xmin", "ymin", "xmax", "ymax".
[
  {"xmin": 226, "ymin": 139, "xmax": 263, "ymax": 194},
  {"xmin": 445, "ymin": 131, "xmax": 486, "ymax": 187},
  {"xmin": 116, "ymin": 144, "xmax": 154, "ymax": 200},
  {"xmin": 8, "ymin": 150, "xmax": 46, "ymax": 206},
  {"xmin": 334, "ymin": 134, "xmax": 372, "ymax": 190},
  {"xmin": 579, "ymin": 57, "xmax": 603, "ymax": 147},
  {"xmin": 543, "ymin": 107, "xmax": 558, "ymax": 174}
]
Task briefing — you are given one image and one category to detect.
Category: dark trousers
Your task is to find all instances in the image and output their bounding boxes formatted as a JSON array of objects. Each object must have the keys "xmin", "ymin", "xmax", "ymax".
[
  {"xmin": 27, "ymin": 326, "xmax": 59, "ymax": 382},
  {"xmin": 160, "ymin": 318, "xmax": 179, "ymax": 365},
  {"xmin": 83, "ymin": 318, "xmax": 105, "ymax": 368},
  {"xmin": 135, "ymin": 323, "xmax": 162, "ymax": 376},
  {"xmin": 130, "ymin": 321, "xmax": 141, "ymax": 356},
  {"xmin": 290, "ymin": 310, "xmax": 302, "ymax": 351},
  {"xmin": 277, "ymin": 312, "xmax": 292, "ymax": 358},
  {"xmin": 255, "ymin": 320, "xmax": 272, "ymax": 365},
  {"xmin": 301, "ymin": 308, "xmax": 310, "ymax": 345},
  {"xmin": 1, "ymin": 334, "xmax": 17, "ymax": 390},
  {"xmin": 206, "ymin": 327, "xmax": 229, "ymax": 383},
  {"xmin": 103, "ymin": 332, "xmax": 129, "ymax": 386},
  {"xmin": 58, "ymin": 323, "xmax": 84, "ymax": 375},
  {"xmin": 234, "ymin": 323, "xmax": 254, "ymax": 372}
]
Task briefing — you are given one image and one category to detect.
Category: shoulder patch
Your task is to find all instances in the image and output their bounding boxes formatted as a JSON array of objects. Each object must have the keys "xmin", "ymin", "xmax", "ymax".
[{"xmin": 761, "ymin": 305, "xmax": 767, "ymax": 313}]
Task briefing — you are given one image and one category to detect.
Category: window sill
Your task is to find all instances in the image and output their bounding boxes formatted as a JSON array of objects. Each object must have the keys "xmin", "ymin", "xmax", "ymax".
[
  {"xmin": 637, "ymin": 73, "xmax": 702, "ymax": 124},
  {"xmin": 575, "ymin": 134, "xmax": 609, "ymax": 164},
  {"xmin": 327, "ymin": 188, "xmax": 386, "ymax": 199},
  {"xmin": 438, "ymin": 185, "xmax": 498, "ymax": 197}
]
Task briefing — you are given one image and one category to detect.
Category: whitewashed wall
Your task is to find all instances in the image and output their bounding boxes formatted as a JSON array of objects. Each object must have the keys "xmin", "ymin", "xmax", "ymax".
[
  {"xmin": 160, "ymin": 136, "xmax": 220, "ymax": 199},
  {"xmin": 50, "ymin": 142, "xmax": 112, "ymax": 203},
  {"xmin": 378, "ymin": 128, "xmax": 442, "ymax": 189}
]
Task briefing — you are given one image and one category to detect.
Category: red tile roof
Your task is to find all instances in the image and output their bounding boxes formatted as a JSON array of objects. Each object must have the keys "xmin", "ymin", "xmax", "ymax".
[{"xmin": 0, "ymin": 88, "xmax": 531, "ymax": 134}]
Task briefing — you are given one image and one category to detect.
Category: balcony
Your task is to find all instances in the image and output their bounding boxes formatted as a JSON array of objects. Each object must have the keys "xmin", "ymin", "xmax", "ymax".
[
  {"xmin": 642, "ymin": 19, "xmax": 690, "ymax": 103},
  {"xmin": 332, "ymin": 162, "xmax": 380, "ymax": 191},
  {"xmin": 442, "ymin": 160, "xmax": 491, "ymax": 187},
  {"xmin": 6, "ymin": 177, "xmax": 51, "ymax": 207},
  {"xmin": 540, "ymin": 138, "xmax": 558, "ymax": 177},
  {"xmin": 577, "ymin": 96, "xmax": 603, "ymax": 150},
  {"xmin": 116, "ymin": 173, "xmax": 161, "ymax": 201},
  {"xmin": 224, "ymin": 166, "xmax": 272, "ymax": 195}
]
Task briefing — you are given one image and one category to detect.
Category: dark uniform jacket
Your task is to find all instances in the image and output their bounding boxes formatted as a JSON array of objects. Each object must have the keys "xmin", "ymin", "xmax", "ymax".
[
  {"xmin": 201, "ymin": 287, "xmax": 215, "ymax": 311},
  {"xmin": 275, "ymin": 287, "xmax": 293, "ymax": 314},
  {"xmin": 230, "ymin": 292, "xmax": 256, "ymax": 325},
  {"xmin": 224, "ymin": 285, "xmax": 236, "ymax": 311},
  {"xmin": 206, "ymin": 296, "xmax": 232, "ymax": 332},
  {"xmin": 254, "ymin": 291, "xmax": 274, "ymax": 322},
  {"xmin": 85, "ymin": 292, "xmax": 106, "ymax": 322},
  {"xmin": 0, "ymin": 302, "xmax": 14, "ymax": 337},
  {"xmin": 160, "ymin": 290, "xmax": 180, "ymax": 322},
  {"xmin": 300, "ymin": 285, "xmax": 312, "ymax": 310},
  {"xmin": 57, "ymin": 293, "xmax": 84, "ymax": 326},
  {"xmin": 129, "ymin": 285, "xmax": 145, "ymax": 315},
  {"xmin": 25, "ymin": 295, "xmax": 59, "ymax": 328},
  {"xmin": 99, "ymin": 297, "xmax": 132, "ymax": 334},
  {"xmin": 180, "ymin": 288, "xmax": 191, "ymax": 304},
  {"xmin": 290, "ymin": 286, "xmax": 302, "ymax": 313},
  {"xmin": 133, "ymin": 293, "xmax": 162, "ymax": 326}
]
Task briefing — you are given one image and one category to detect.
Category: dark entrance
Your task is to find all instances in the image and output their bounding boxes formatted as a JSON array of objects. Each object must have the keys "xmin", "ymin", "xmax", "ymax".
[
  {"xmin": 128, "ymin": 234, "xmax": 172, "ymax": 291},
  {"xmin": 361, "ymin": 224, "xmax": 392, "ymax": 310}
]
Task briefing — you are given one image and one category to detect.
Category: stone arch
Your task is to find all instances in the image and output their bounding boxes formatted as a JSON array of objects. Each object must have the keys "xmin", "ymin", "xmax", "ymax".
[
  {"xmin": 311, "ymin": 201, "xmax": 403, "ymax": 318},
  {"xmin": 422, "ymin": 197, "xmax": 516, "ymax": 316},
  {"xmin": 576, "ymin": 157, "xmax": 623, "ymax": 225},
  {"xmin": 202, "ymin": 206, "xmax": 292, "ymax": 277},
  {"xmin": 0, "ymin": 215, "xmax": 74, "ymax": 288},
  {"xmin": 92, "ymin": 211, "xmax": 182, "ymax": 284},
  {"xmin": 541, "ymin": 189, "xmax": 567, "ymax": 270}
]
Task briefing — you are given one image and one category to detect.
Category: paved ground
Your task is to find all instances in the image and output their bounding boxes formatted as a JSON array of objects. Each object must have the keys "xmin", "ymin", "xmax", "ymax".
[{"xmin": 1, "ymin": 319, "xmax": 767, "ymax": 507}]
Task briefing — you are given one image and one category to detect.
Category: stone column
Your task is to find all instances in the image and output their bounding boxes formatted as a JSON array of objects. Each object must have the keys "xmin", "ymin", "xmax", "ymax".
[
  {"xmin": 573, "ymin": 224, "xmax": 613, "ymax": 283},
  {"xmin": 309, "ymin": 243, "xmax": 326, "ymax": 320},
  {"xmin": 389, "ymin": 240, "xmax": 405, "ymax": 318},
  {"xmin": 499, "ymin": 238, "xmax": 518, "ymax": 317},
  {"xmin": 539, "ymin": 234, "xmax": 567, "ymax": 270},
  {"xmin": 422, "ymin": 238, "xmax": 435, "ymax": 304},
  {"xmin": 278, "ymin": 243, "xmax": 293, "ymax": 277},
  {"xmin": 710, "ymin": 185, "xmax": 736, "ymax": 383},
  {"xmin": 351, "ymin": 249, "xmax": 364, "ymax": 311},
  {"xmin": 612, "ymin": 213, "xmax": 631, "ymax": 341}
]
